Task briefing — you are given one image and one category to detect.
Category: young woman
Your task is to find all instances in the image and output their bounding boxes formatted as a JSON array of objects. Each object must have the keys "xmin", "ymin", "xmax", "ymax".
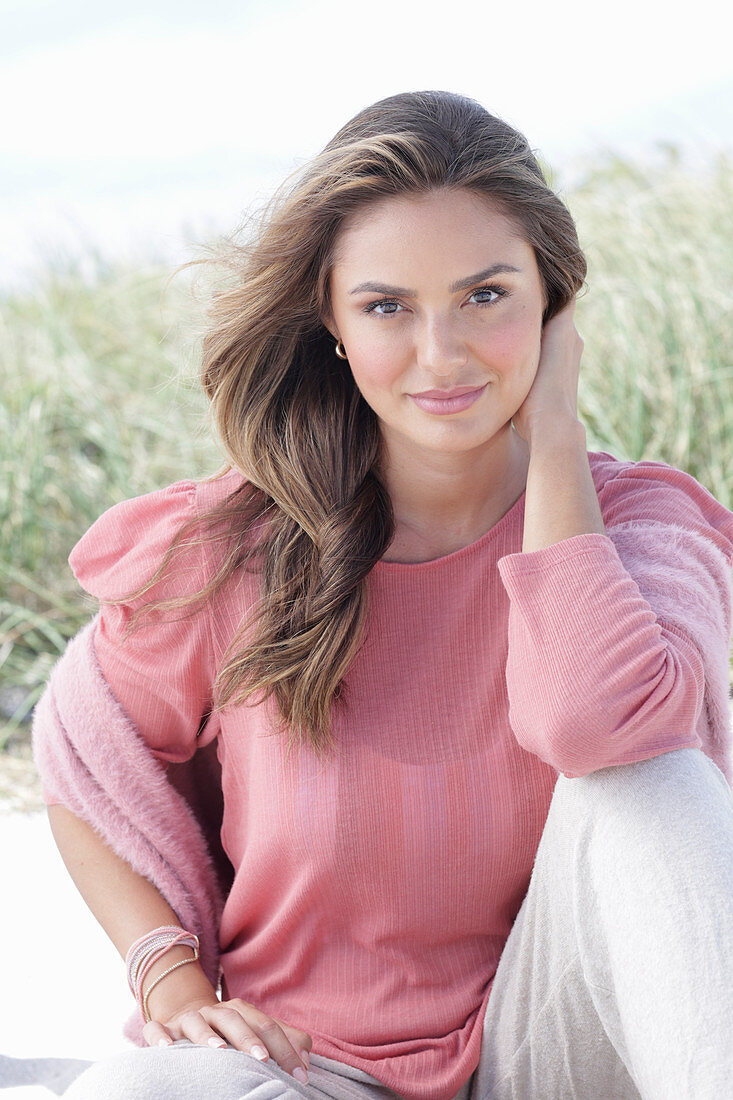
[{"xmin": 34, "ymin": 90, "xmax": 733, "ymax": 1099}]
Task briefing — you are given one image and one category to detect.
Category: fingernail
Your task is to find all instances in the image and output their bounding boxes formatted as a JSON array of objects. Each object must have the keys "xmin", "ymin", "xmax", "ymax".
[
  {"xmin": 251, "ymin": 1044, "xmax": 268, "ymax": 1061},
  {"xmin": 293, "ymin": 1066, "xmax": 308, "ymax": 1083},
  {"xmin": 301, "ymin": 1049, "xmax": 309, "ymax": 1068},
  {"xmin": 208, "ymin": 1037, "xmax": 227, "ymax": 1048}
]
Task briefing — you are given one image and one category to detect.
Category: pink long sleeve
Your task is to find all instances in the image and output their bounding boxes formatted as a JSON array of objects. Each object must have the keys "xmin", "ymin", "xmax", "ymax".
[
  {"xmin": 497, "ymin": 532, "xmax": 705, "ymax": 776},
  {"xmin": 65, "ymin": 479, "xmax": 218, "ymax": 766},
  {"xmin": 497, "ymin": 460, "xmax": 733, "ymax": 778}
]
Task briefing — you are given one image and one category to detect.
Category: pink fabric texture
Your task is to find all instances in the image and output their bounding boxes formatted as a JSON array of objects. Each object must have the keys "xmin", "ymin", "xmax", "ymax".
[
  {"xmin": 33, "ymin": 450, "xmax": 733, "ymax": 1100},
  {"xmin": 31, "ymin": 615, "xmax": 228, "ymax": 1048}
]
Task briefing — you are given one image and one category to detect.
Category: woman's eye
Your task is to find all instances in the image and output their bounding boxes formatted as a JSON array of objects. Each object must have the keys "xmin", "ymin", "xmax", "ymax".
[
  {"xmin": 364, "ymin": 299, "xmax": 402, "ymax": 316},
  {"xmin": 470, "ymin": 286, "xmax": 505, "ymax": 306}
]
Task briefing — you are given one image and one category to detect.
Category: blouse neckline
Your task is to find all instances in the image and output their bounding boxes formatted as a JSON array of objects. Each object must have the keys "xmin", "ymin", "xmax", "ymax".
[{"xmin": 374, "ymin": 488, "xmax": 526, "ymax": 573}]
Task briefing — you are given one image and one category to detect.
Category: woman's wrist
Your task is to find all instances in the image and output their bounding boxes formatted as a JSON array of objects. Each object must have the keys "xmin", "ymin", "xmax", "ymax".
[{"xmin": 142, "ymin": 945, "xmax": 219, "ymax": 1023}]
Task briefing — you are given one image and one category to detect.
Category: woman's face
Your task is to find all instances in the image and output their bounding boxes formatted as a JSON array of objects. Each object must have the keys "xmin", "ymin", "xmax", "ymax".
[{"xmin": 323, "ymin": 188, "xmax": 548, "ymax": 461}]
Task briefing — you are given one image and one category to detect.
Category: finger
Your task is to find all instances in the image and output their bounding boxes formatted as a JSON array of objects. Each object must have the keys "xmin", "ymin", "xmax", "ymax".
[
  {"xmin": 171, "ymin": 1007, "xmax": 247, "ymax": 1052},
  {"xmin": 142, "ymin": 1020, "xmax": 174, "ymax": 1048},
  {"xmin": 193, "ymin": 1005, "xmax": 273, "ymax": 1063},
  {"xmin": 280, "ymin": 1023, "xmax": 313, "ymax": 1068},
  {"xmin": 254, "ymin": 1016, "xmax": 309, "ymax": 1082},
  {"xmin": 212, "ymin": 1004, "xmax": 308, "ymax": 1081}
]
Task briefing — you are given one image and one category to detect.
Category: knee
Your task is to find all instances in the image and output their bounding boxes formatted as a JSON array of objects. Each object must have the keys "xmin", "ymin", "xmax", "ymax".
[
  {"xmin": 62, "ymin": 1047, "xmax": 166, "ymax": 1099},
  {"xmin": 63, "ymin": 1042, "xmax": 302, "ymax": 1100},
  {"xmin": 553, "ymin": 747, "xmax": 732, "ymax": 837}
]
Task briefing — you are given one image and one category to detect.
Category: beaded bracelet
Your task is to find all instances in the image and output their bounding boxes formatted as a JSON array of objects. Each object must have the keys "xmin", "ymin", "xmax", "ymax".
[
  {"xmin": 142, "ymin": 955, "xmax": 199, "ymax": 1024},
  {"xmin": 126, "ymin": 926, "xmax": 200, "ymax": 1023},
  {"xmin": 127, "ymin": 930, "xmax": 198, "ymax": 992},
  {"xmin": 126, "ymin": 927, "xmax": 197, "ymax": 996}
]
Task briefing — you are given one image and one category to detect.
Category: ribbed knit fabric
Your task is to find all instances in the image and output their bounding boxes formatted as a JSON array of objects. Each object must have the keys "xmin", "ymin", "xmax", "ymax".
[{"xmin": 43, "ymin": 450, "xmax": 733, "ymax": 1100}]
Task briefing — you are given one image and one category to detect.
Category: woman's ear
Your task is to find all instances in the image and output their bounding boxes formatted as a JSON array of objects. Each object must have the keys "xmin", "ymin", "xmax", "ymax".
[
  {"xmin": 320, "ymin": 311, "xmax": 340, "ymax": 343},
  {"xmin": 319, "ymin": 280, "xmax": 339, "ymax": 341}
]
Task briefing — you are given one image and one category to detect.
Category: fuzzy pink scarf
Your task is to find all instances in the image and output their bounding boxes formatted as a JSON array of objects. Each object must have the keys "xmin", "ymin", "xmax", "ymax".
[
  {"xmin": 608, "ymin": 520, "xmax": 733, "ymax": 785},
  {"xmin": 31, "ymin": 613, "xmax": 233, "ymax": 1046}
]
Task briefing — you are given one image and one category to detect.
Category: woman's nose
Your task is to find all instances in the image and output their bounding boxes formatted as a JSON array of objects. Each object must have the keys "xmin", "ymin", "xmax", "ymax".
[{"xmin": 415, "ymin": 318, "xmax": 467, "ymax": 376}]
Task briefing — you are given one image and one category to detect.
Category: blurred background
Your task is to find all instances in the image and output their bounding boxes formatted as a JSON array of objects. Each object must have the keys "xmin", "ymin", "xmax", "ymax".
[
  {"xmin": 2, "ymin": 0, "xmax": 733, "ymax": 781},
  {"xmin": 1, "ymin": 0, "xmax": 732, "ymax": 1080}
]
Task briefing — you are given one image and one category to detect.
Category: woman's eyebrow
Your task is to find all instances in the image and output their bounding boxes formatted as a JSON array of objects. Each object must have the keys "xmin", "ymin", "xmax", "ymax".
[{"xmin": 348, "ymin": 263, "xmax": 522, "ymax": 297}]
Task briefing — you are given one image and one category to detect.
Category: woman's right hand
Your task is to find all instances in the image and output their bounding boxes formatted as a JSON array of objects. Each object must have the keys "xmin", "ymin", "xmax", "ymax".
[{"xmin": 142, "ymin": 996, "xmax": 313, "ymax": 1084}]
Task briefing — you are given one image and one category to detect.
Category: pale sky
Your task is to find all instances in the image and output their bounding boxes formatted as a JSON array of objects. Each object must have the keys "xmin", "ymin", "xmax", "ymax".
[{"xmin": 2, "ymin": 0, "xmax": 731, "ymax": 290}]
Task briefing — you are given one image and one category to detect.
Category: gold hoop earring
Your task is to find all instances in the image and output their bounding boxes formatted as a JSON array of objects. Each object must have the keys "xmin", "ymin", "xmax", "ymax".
[{"xmin": 334, "ymin": 340, "xmax": 348, "ymax": 360}]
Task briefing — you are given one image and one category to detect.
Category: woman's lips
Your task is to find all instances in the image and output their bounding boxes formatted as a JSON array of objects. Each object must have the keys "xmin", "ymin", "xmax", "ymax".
[{"xmin": 409, "ymin": 384, "xmax": 487, "ymax": 414}]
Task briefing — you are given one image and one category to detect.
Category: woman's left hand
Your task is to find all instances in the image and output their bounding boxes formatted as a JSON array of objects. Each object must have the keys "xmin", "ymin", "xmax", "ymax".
[{"xmin": 510, "ymin": 299, "xmax": 584, "ymax": 446}]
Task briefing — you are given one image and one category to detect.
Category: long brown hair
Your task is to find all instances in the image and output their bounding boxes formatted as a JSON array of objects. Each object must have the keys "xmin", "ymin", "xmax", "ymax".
[{"xmin": 103, "ymin": 89, "xmax": 587, "ymax": 758}]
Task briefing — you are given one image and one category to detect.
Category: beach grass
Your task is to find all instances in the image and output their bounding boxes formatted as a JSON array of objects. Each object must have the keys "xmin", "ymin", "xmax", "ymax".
[{"xmin": 2, "ymin": 148, "xmax": 732, "ymax": 751}]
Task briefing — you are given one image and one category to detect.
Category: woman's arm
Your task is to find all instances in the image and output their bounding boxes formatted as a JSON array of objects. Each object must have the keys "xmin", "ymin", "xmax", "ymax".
[
  {"xmin": 511, "ymin": 300, "xmax": 606, "ymax": 550},
  {"xmin": 46, "ymin": 803, "xmax": 219, "ymax": 1022},
  {"xmin": 46, "ymin": 804, "xmax": 313, "ymax": 1079},
  {"xmin": 521, "ymin": 418, "xmax": 606, "ymax": 551}
]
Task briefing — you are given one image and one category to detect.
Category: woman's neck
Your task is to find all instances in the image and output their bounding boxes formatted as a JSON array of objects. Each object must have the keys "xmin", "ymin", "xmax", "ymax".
[{"xmin": 380, "ymin": 427, "xmax": 530, "ymax": 563}]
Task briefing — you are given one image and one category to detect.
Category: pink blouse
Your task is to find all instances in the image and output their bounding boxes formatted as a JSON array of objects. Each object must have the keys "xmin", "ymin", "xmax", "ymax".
[{"xmin": 45, "ymin": 450, "xmax": 733, "ymax": 1100}]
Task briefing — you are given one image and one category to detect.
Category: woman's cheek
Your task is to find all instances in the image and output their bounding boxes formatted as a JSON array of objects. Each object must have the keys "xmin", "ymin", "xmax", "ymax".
[
  {"xmin": 349, "ymin": 347, "xmax": 404, "ymax": 394},
  {"xmin": 474, "ymin": 318, "xmax": 540, "ymax": 379}
]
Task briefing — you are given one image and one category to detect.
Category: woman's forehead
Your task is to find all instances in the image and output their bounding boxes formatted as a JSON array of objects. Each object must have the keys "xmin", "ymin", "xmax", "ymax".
[
  {"xmin": 330, "ymin": 191, "xmax": 532, "ymax": 277},
  {"xmin": 340, "ymin": 188, "xmax": 511, "ymax": 230}
]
